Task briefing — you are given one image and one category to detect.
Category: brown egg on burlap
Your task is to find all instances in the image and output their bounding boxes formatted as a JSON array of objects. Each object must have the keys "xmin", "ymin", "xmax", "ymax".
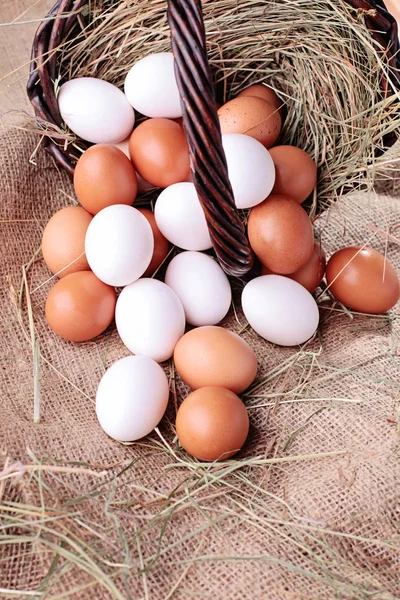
[
  {"xmin": 176, "ymin": 386, "xmax": 250, "ymax": 462},
  {"xmin": 42, "ymin": 206, "xmax": 92, "ymax": 278},
  {"xmin": 326, "ymin": 246, "xmax": 400, "ymax": 313},
  {"xmin": 174, "ymin": 326, "xmax": 257, "ymax": 394}
]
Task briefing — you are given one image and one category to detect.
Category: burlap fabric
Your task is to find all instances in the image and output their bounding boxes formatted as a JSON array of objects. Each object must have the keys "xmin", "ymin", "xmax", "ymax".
[{"xmin": 1, "ymin": 2, "xmax": 400, "ymax": 598}]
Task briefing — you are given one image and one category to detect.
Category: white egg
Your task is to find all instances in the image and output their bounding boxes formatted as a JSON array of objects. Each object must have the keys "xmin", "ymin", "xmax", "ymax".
[
  {"xmin": 154, "ymin": 182, "xmax": 212, "ymax": 251},
  {"xmin": 113, "ymin": 135, "xmax": 131, "ymax": 158},
  {"xmin": 124, "ymin": 52, "xmax": 182, "ymax": 118},
  {"xmin": 116, "ymin": 279, "xmax": 185, "ymax": 362},
  {"xmin": 58, "ymin": 78, "xmax": 135, "ymax": 144},
  {"xmin": 165, "ymin": 251, "xmax": 232, "ymax": 326},
  {"xmin": 222, "ymin": 133, "xmax": 275, "ymax": 209},
  {"xmin": 85, "ymin": 205, "xmax": 153, "ymax": 287},
  {"xmin": 242, "ymin": 275, "xmax": 319, "ymax": 346},
  {"xmin": 96, "ymin": 355, "xmax": 169, "ymax": 442}
]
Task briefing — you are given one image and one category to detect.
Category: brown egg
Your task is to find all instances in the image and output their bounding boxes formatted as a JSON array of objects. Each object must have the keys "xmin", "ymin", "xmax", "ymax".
[
  {"xmin": 137, "ymin": 208, "xmax": 169, "ymax": 276},
  {"xmin": 45, "ymin": 271, "xmax": 116, "ymax": 342},
  {"xmin": 42, "ymin": 206, "xmax": 92, "ymax": 278},
  {"xmin": 218, "ymin": 96, "xmax": 281, "ymax": 148},
  {"xmin": 261, "ymin": 241, "xmax": 326, "ymax": 293},
  {"xmin": 237, "ymin": 83, "xmax": 283, "ymax": 115},
  {"xmin": 174, "ymin": 326, "xmax": 257, "ymax": 394},
  {"xmin": 129, "ymin": 118, "xmax": 190, "ymax": 188},
  {"xmin": 176, "ymin": 386, "xmax": 249, "ymax": 462},
  {"xmin": 248, "ymin": 194, "xmax": 314, "ymax": 274},
  {"xmin": 74, "ymin": 144, "xmax": 138, "ymax": 214},
  {"xmin": 269, "ymin": 146, "xmax": 317, "ymax": 204},
  {"xmin": 385, "ymin": 0, "xmax": 400, "ymax": 26},
  {"xmin": 326, "ymin": 246, "xmax": 399, "ymax": 314}
]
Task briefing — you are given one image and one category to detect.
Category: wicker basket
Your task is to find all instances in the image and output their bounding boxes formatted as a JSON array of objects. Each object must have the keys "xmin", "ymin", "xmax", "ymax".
[{"xmin": 27, "ymin": 0, "xmax": 400, "ymax": 276}]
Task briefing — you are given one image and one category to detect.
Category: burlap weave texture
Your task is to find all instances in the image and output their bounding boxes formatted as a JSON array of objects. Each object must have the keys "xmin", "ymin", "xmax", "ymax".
[{"xmin": 1, "ymin": 2, "xmax": 400, "ymax": 598}]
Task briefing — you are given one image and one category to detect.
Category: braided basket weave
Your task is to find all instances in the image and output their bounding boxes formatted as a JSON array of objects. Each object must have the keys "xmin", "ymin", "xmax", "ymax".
[{"xmin": 27, "ymin": 0, "xmax": 400, "ymax": 276}]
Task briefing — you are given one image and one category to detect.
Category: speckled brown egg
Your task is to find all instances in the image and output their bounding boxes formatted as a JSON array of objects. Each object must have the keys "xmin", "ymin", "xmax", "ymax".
[
  {"xmin": 237, "ymin": 83, "xmax": 284, "ymax": 115},
  {"xmin": 45, "ymin": 271, "xmax": 116, "ymax": 341},
  {"xmin": 326, "ymin": 246, "xmax": 399, "ymax": 313},
  {"xmin": 137, "ymin": 208, "xmax": 169, "ymax": 276},
  {"xmin": 176, "ymin": 386, "xmax": 249, "ymax": 462},
  {"xmin": 74, "ymin": 144, "xmax": 138, "ymax": 214},
  {"xmin": 218, "ymin": 96, "xmax": 281, "ymax": 148},
  {"xmin": 248, "ymin": 194, "xmax": 314, "ymax": 274},
  {"xmin": 42, "ymin": 206, "xmax": 92, "ymax": 278},
  {"xmin": 269, "ymin": 146, "xmax": 317, "ymax": 204},
  {"xmin": 129, "ymin": 118, "xmax": 190, "ymax": 188},
  {"xmin": 174, "ymin": 326, "xmax": 257, "ymax": 394},
  {"xmin": 261, "ymin": 241, "xmax": 326, "ymax": 293}
]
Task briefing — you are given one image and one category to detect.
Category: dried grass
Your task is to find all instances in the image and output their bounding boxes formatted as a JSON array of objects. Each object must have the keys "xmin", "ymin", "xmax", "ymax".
[
  {"xmin": 14, "ymin": 0, "xmax": 399, "ymax": 212},
  {"xmin": 1, "ymin": 441, "xmax": 398, "ymax": 599},
  {"xmin": 2, "ymin": 0, "xmax": 400, "ymax": 597},
  {"xmin": 5, "ymin": 233, "xmax": 399, "ymax": 597},
  {"xmin": 3, "ymin": 232, "xmax": 399, "ymax": 597}
]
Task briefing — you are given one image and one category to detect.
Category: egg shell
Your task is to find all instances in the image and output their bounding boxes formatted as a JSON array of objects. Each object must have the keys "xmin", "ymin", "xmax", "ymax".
[
  {"xmin": 261, "ymin": 241, "xmax": 326, "ymax": 293},
  {"xmin": 269, "ymin": 146, "xmax": 317, "ymax": 204},
  {"xmin": 58, "ymin": 78, "xmax": 135, "ymax": 144},
  {"xmin": 218, "ymin": 96, "xmax": 281, "ymax": 148},
  {"xmin": 112, "ymin": 138, "xmax": 155, "ymax": 192},
  {"xmin": 176, "ymin": 386, "xmax": 249, "ymax": 461},
  {"xmin": 113, "ymin": 136, "xmax": 131, "ymax": 159},
  {"xmin": 242, "ymin": 275, "xmax": 320, "ymax": 346},
  {"xmin": 137, "ymin": 208, "xmax": 169, "ymax": 276},
  {"xmin": 174, "ymin": 326, "xmax": 257, "ymax": 394},
  {"xmin": 165, "ymin": 251, "xmax": 232, "ymax": 326},
  {"xmin": 248, "ymin": 194, "xmax": 314, "ymax": 274},
  {"xmin": 326, "ymin": 246, "xmax": 400, "ymax": 313},
  {"xmin": 129, "ymin": 118, "xmax": 190, "ymax": 188},
  {"xmin": 42, "ymin": 206, "xmax": 92, "ymax": 278},
  {"xmin": 385, "ymin": 0, "xmax": 400, "ymax": 40},
  {"xmin": 96, "ymin": 356, "xmax": 170, "ymax": 442},
  {"xmin": 136, "ymin": 173, "xmax": 156, "ymax": 194},
  {"xmin": 124, "ymin": 52, "xmax": 182, "ymax": 118},
  {"xmin": 74, "ymin": 145, "xmax": 137, "ymax": 215},
  {"xmin": 45, "ymin": 271, "xmax": 116, "ymax": 342},
  {"xmin": 237, "ymin": 84, "xmax": 284, "ymax": 115},
  {"xmin": 154, "ymin": 183, "xmax": 212, "ymax": 251},
  {"xmin": 85, "ymin": 205, "xmax": 153, "ymax": 287},
  {"xmin": 222, "ymin": 133, "xmax": 276, "ymax": 209},
  {"xmin": 115, "ymin": 278, "xmax": 185, "ymax": 362}
]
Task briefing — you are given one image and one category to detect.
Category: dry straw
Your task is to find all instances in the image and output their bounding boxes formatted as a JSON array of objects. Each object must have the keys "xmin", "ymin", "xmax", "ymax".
[
  {"xmin": 1, "ymin": 437, "xmax": 398, "ymax": 599},
  {"xmin": 43, "ymin": 0, "xmax": 400, "ymax": 214},
  {"xmin": 3, "ymin": 233, "xmax": 400, "ymax": 597},
  {"xmin": 2, "ymin": 0, "xmax": 400, "ymax": 598}
]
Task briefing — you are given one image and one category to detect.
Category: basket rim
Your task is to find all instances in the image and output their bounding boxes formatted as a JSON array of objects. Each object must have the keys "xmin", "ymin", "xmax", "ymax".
[{"xmin": 26, "ymin": 0, "xmax": 400, "ymax": 179}]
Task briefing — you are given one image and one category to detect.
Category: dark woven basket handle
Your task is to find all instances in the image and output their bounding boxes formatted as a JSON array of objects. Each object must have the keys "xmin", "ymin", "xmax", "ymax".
[
  {"xmin": 27, "ymin": 0, "xmax": 87, "ymax": 178},
  {"xmin": 28, "ymin": 0, "xmax": 400, "ymax": 275},
  {"xmin": 167, "ymin": 0, "xmax": 253, "ymax": 275}
]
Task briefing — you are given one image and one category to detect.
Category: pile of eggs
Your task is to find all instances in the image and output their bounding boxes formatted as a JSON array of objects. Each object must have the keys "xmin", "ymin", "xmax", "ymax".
[{"xmin": 41, "ymin": 52, "xmax": 400, "ymax": 462}]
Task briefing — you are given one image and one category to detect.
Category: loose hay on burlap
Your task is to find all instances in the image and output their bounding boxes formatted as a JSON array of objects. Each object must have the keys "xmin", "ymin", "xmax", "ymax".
[
  {"xmin": 1, "ymin": 121, "xmax": 400, "ymax": 599},
  {"xmin": 1, "ymin": 0, "xmax": 400, "ymax": 597}
]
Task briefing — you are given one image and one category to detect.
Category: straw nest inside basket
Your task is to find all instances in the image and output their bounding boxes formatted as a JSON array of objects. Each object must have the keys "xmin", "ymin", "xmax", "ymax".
[
  {"xmin": 2, "ymin": 3, "xmax": 400, "ymax": 597},
  {"xmin": 53, "ymin": 0, "xmax": 400, "ymax": 213}
]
